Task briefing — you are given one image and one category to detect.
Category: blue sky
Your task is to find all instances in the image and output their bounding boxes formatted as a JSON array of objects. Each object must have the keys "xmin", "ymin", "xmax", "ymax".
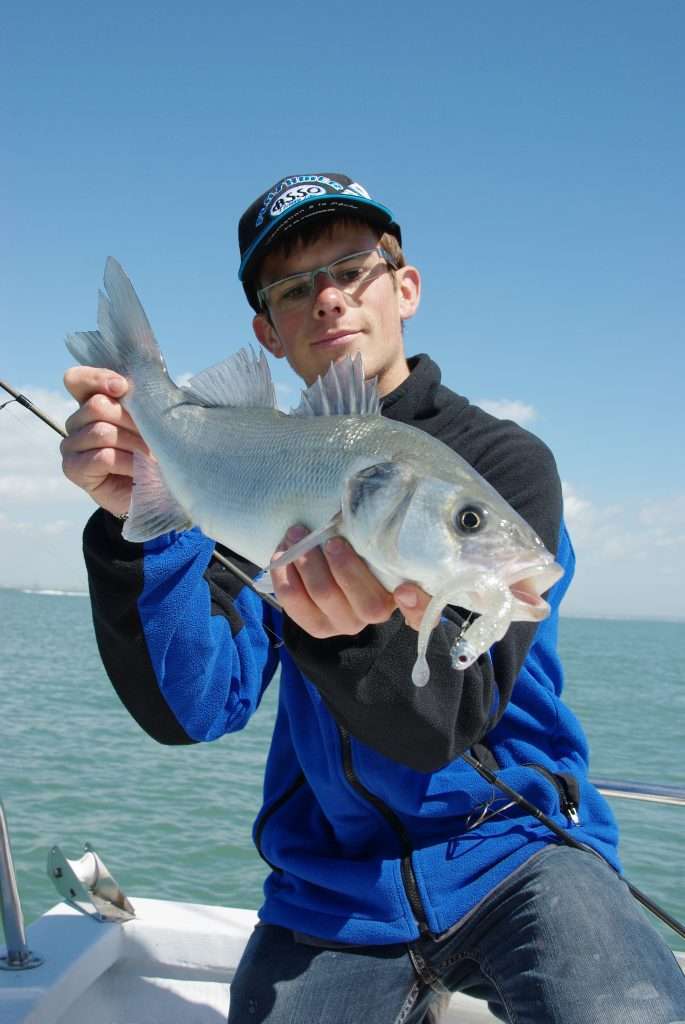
[{"xmin": 1, "ymin": 1, "xmax": 683, "ymax": 617}]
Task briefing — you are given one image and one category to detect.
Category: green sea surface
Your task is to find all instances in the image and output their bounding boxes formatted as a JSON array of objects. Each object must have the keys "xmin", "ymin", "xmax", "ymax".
[{"xmin": 1, "ymin": 589, "xmax": 683, "ymax": 951}]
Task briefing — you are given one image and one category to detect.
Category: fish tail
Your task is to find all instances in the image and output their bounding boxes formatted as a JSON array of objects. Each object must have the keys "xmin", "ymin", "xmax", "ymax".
[{"xmin": 65, "ymin": 257, "xmax": 167, "ymax": 381}]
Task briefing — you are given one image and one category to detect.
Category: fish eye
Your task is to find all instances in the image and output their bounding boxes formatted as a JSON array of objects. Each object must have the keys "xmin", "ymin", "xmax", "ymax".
[{"xmin": 455, "ymin": 505, "xmax": 487, "ymax": 533}]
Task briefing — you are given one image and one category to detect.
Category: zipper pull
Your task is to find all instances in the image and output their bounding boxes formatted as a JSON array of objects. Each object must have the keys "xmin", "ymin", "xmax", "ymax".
[{"xmin": 565, "ymin": 802, "xmax": 580, "ymax": 826}]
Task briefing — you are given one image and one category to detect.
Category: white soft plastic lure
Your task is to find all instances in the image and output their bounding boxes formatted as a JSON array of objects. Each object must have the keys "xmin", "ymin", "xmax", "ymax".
[{"xmin": 66, "ymin": 258, "xmax": 563, "ymax": 686}]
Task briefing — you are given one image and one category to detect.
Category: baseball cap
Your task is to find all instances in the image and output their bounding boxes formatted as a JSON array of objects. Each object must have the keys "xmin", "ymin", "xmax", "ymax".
[{"xmin": 238, "ymin": 172, "xmax": 402, "ymax": 311}]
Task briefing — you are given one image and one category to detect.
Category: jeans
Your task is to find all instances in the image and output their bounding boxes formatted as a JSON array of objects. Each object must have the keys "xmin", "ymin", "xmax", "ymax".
[{"xmin": 227, "ymin": 845, "xmax": 685, "ymax": 1023}]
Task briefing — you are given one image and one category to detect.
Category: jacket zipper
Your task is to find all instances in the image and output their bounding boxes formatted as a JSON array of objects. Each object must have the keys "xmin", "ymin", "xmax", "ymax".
[
  {"xmin": 253, "ymin": 771, "xmax": 306, "ymax": 872},
  {"xmin": 526, "ymin": 764, "xmax": 580, "ymax": 825},
  {"xmin": 338, "ymin": 725, "xmax": 430, "ymax": 934}
]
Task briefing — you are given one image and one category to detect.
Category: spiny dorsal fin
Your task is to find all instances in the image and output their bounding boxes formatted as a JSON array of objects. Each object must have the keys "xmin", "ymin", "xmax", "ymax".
[
  {"xmin": 290, "ymin": 353, "xmax": 380, "ymax": 417},
  {"xmin": 181, "ymin": 347, "xmax": 277, "ymax": 409}
]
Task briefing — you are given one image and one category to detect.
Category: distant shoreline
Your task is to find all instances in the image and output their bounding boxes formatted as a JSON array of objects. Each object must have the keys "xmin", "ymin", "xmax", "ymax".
[
  {"xmin": 0, "ymin": 585, "xmax": 88, "ymax": 597},
  {"xmin": 0, "ymin": 585, "xmax": 682, "ymax": 624},
  {"xmin": 561, "ymin": 612, "xmax": 684, "ymax": 625}
]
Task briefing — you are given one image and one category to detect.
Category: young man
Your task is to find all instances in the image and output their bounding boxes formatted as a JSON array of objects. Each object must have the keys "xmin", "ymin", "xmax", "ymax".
[{"xmin": 61, "ymin": 173, "xmax": 685, "ymax": 1023}]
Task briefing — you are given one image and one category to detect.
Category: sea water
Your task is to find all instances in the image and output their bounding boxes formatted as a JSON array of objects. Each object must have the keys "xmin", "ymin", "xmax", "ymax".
[{"xmin": 0, "ymin": 589, "xmax": 683, "ymax": 952}]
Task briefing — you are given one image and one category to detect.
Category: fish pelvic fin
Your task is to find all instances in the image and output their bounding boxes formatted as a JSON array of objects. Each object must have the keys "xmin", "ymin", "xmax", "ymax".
[
  {"xmin": 122, "ymin": 451, "xmax": 193, "ymax": 542},
  {"xmin": 181, "ymin": 347, "xmax": 277, "ymax": 409},
  {"xmin": 268, "ymin": 516, "xmax": 342, "ymax": 572},
  {"xmin": 65, "ymin": 257, "xmax": 167, "ymax": 380},
  {"xmin": 290, "ymin": 353, "xmax": 381, "ymax": 417}
]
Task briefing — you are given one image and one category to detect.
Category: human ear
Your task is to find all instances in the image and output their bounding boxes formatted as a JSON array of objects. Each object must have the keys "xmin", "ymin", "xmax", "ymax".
[
  {"xmin": 396, "ymin": 266, "xmax": 421, "ymax": 322},
  {"xmin": 252, "ymin": 313, "xmax": 285, "ymax": 358}
]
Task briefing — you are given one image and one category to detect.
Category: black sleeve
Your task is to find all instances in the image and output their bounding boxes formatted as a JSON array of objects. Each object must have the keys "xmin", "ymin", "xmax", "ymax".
[
  {"xmin": 282, "ymin": 426, "xmax": 563, "ymax": 773},
  {"xmin": 83, "ymin": 509, "xmax": 263, "ymax": 744}
]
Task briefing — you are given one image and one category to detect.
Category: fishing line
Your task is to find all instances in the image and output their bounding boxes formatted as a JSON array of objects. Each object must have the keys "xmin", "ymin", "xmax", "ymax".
[
  {"xmin": 4, "ymin": 380, "xmax": 684, "ymax": 941},
  {"xmin": 461, "ymin": 749, "xmax": 685, "ymax": 941}
]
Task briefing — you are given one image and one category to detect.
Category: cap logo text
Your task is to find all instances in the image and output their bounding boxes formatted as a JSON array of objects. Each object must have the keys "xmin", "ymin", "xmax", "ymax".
[
  {"xmin": 270, "ymin": 184, "xmax": 326, "ymax": 218},
  {"xmin": 255, "ymin": 175, "xmax": 347, "ymax": 227}
]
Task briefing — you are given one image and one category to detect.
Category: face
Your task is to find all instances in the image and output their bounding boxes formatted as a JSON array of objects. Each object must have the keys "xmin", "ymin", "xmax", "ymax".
[{"xmin": 252, "ymin": 222, "xmax": 421, "ymax": 396}]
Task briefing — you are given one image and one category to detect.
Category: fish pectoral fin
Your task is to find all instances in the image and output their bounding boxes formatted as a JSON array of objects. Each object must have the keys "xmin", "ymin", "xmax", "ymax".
[
  {"xmin": 122, "ymin": 451, "xmax": 193, "ymax": 542},
  {"xmin": 268, "ymin": 516, "xmax": 342, "ymax": 571},
  {"xmin": 181, "ymin": 348, "xmax": 277, "ymax": 409}
]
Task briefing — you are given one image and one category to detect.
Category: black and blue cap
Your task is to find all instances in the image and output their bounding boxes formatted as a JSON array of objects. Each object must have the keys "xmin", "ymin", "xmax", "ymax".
[{"xmin": 238, "ymin": 172, "xmax": 401, "ymax": 311}]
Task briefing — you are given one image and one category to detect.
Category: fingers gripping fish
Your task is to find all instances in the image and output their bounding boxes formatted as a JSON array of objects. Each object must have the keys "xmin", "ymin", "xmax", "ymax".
[{"xmin": 66, "ymin": 258, "xmax": 563, "ymax": 687}]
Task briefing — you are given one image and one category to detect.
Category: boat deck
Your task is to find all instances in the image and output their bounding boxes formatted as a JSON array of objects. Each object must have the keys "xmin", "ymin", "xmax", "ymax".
[
  {"xmin": 2, "ymin": 897, "xmax": 493, "ymax": 1022},
  {"xmin": 2, "ymin": 897, "xmax": 684, "ymax": 1023}
]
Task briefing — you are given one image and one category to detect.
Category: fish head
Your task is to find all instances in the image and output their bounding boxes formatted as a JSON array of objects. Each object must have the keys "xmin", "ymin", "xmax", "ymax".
[{"xmin": 342, "ymin": 461, "xmax": 563, "ymax": 620}]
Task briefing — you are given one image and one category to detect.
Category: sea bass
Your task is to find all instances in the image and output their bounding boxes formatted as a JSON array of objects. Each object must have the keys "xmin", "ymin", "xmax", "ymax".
[{"xmin": 66, "ymin": 257, "xmax": 563, "ymax": 686}]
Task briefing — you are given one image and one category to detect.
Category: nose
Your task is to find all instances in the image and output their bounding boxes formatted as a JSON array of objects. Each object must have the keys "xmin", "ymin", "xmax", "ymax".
[{"xmin": 312, "ymin": 271, "xmax": 345, "ymax": 318}]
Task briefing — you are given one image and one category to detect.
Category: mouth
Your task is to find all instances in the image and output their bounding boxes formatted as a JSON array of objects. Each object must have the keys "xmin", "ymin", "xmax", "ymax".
[
  {"xmin": 311, "ymin": 331, "xmax": 359, "ymax": 348},
  {"xmin": 507, "ymin": 562, "xmax": 564, "ymax": 617}
]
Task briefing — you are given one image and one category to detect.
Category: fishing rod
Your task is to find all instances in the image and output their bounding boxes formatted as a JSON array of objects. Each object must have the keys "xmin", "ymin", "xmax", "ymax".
[
  {"xmin": 0, "ymin": 378, "xmax": 281, "ymax": 611},
  {"xmin": 3, "ymin": 380, "xmax": 684, "ymax": 941},
  {"xmin": 462, "ymin": 750, "xmax": 685, "ymax": 941},
  {"xmin": 0, "ymin": 379, "xmax": 67, "ymax": 436}
]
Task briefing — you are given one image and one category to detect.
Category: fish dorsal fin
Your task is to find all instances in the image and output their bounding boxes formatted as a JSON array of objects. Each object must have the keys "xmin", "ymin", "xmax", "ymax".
[
  {"xmin": 291, "ymin": 354, "xmax": 381, "ymax": 417},
  {"xmin": 123, "ymin": 452, "xmax": 193, "ymax": 542},
  {"xmin": 181, "ymin": 347, "xmax": 277, "ymax": 409}
]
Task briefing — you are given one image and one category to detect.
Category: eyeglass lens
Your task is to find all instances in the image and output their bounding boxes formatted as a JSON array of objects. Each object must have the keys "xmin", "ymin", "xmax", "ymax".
[{"xmin": 260, "ymin": 249, "xmax": 392, "ymax": 313}]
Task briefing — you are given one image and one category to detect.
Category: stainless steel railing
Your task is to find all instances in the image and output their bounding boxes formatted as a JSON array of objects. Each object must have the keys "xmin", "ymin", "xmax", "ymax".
[
  {"xmin": 1, "ymin": 779, "xmax": 682, "ymax": 970},
  {"xmin": 592, "ymin": 778, "xmax": 685, "ymax": 807},
  {"xmin": 0, "ymin": 799, "xmax": 41, "ymax": 970}
]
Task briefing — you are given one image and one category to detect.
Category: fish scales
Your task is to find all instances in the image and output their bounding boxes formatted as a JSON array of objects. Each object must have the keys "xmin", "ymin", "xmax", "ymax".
[
  {"xmin": 66, "ymin": 257, "xmax": 563, "ymax": 685},
  {"xmin": 132, "ymin": 402, "xmax": 449, "ymax": 570}
]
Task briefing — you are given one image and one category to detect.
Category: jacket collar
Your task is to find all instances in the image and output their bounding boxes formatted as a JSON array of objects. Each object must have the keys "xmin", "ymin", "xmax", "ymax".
[{"xmin": 381, "ymin": 354, "xmax": 468, "ymax": 435}]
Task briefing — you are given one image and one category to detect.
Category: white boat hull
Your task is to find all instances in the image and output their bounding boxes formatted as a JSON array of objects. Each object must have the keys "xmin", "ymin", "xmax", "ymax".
[
  {"xmin": 2, "ymin": 897, "xmax": 683, "ymax": 1023},
  {"xmin": 0, "ymin": 897, "xmax": 492, "ymax": 1023}
]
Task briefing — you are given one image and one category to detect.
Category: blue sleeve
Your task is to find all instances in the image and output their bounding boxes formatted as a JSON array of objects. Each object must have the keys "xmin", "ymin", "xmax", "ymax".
[{"xmin": 83, "ymin": 510, "xmax": 280, "ymax": 744}]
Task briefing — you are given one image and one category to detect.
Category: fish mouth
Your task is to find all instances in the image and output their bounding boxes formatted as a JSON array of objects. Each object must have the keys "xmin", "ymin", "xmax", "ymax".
[{"xmin": 507, "ymin": 562, "xmax": 564, "ymax": 618}]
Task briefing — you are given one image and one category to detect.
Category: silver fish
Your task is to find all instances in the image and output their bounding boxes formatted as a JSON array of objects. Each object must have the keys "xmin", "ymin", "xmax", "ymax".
[{"xmin": 66, "ymin": 257, "xmax": 563, "ymax": 686}]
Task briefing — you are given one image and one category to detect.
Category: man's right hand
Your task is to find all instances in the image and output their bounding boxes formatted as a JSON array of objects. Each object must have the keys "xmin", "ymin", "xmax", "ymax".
[{"xmin": 61, "ymin": 367, "xmax": 149, "ymax": 517}]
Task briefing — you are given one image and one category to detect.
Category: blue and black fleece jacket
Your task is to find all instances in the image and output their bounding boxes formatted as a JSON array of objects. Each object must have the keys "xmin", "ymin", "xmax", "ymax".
[{"xmin": 82, "ymin": 353, "xmax": 620, "ymax": 944}]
